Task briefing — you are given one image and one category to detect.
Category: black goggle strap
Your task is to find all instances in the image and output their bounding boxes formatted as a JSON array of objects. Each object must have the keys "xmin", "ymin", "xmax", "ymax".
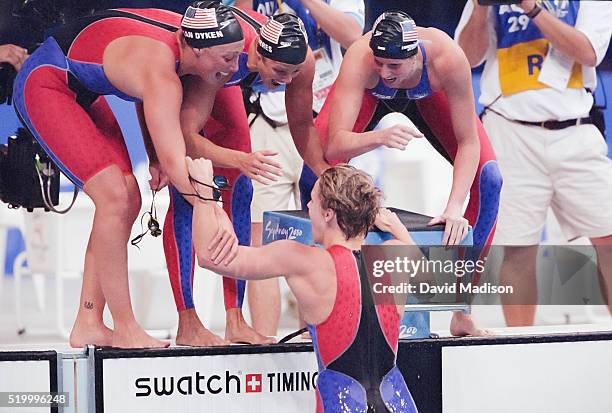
[
  {"xmin": 131, "ymin": 189, "xmax": 162, "ymax": 248},
  {"xmin": 149, "ymin": 189, "xmax": 161, "ymax": 235},
  {"xmin": 190, "ymin": 175, "xmax": 231, "ymax": 190},
  {"xmin": 178, "ymin": 175, "xmax": 231, "ymax": 203},
  {"xmin": 178, "ymin": 192, "xmax": 222, "ymax": 203}
]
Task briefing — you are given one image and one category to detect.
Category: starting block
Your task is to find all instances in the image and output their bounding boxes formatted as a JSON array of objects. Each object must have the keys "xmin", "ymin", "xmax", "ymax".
[{"xmin": 262, "ymin": 208, "xmax": 472, "ymax": 339}]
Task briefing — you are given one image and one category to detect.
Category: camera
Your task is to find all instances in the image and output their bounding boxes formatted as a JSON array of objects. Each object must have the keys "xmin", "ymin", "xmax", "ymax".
[
  {"xmin": 0, "ymin": 127, "xmax": 60, "ymax": 212},
  {"xmin": 0, "ymin": 63, "xmax": 17, "ymax": 105},
  {"xmin": 477, "ymin": 0, "xmax": 521, "ymax": 5}
]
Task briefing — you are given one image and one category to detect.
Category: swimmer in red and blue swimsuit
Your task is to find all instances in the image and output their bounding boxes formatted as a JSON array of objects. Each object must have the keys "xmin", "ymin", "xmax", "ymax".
[
  {"xmin": 12, "ymin": 1, "xmax": 245, "ymax": 348},
  {"xmin": 164, "ymin": 8, "xmax": 330, "ymax": 345},
  {"xmin": 163, "ymin": 6, "xmax": 271, "ymax": 346},
  {"xmin": 188, "ymin": 158, "xmax": 418, "ymax": 412},
  {"xmin": 315, "ymin": 11, "xmax": 502, "ymax": 336},
  {"xmin": 308, "ymin": 245, "xmax": 417, "ymax": 413}
]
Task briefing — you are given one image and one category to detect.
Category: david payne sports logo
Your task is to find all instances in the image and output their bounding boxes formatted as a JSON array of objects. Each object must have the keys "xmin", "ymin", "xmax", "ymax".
[{"xmin": 135, "ymin": 370, "xmax": 318, "ymax": 397}]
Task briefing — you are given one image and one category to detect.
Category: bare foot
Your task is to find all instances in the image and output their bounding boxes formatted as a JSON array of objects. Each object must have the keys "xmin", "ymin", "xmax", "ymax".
[
  {"xmin": 176, "ymin": 326, "xmax": 228, "ymax": 347},
  {"xmin": 69, "ymin": 322, "xmax": 113, "ymax": 348},
  {"xmin": 226, "ymin": 309, "xmax": 276, "ymax": 345},
  {"xmin": 112, "ymin": 324, "xmax": 169, "ymax": 349},
  {"xmin": 450, "ymin": 312, "xmax": 492, "ymax": 337},
  {"xmin": 175, "ymin": 308, "xmax": 228, "ymax": 347}
]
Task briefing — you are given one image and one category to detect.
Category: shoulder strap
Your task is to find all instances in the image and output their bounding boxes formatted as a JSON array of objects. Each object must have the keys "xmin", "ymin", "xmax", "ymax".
[
  {"xmin": 229, "ymin": 6, "xmax": 263, "ymax": 31},
  {"xmin": 106, "ymin": 9, "xmax": 179, "ymax": 32},
  {"xmin": 239, "ymin": 72, "xmax": 260, "ymax": 88}
]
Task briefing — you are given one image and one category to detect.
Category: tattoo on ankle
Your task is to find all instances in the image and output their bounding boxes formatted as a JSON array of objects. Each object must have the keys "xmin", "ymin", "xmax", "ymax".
[{"xmin": 84, "ymin": 301, "xmax": 94, "ymax": 310}]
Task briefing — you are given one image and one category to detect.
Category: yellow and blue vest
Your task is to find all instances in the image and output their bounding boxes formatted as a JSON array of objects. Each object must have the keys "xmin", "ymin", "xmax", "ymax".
[{"xmin": 494, "ymin": 1, "xmax": 583, "ymax": 96}]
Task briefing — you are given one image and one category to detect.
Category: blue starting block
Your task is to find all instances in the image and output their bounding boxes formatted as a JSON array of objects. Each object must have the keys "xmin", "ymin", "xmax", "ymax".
[{"xmin": 262, "ymin": 208, "xmax": 472, "ymax": 339}]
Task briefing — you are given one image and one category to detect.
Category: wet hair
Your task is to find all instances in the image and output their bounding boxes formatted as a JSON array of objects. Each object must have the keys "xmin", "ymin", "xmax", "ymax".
[
  {"xmin": 181, "ymin": 1, "xmax": 243, "ymax": 49},
  {"xmin": 318, "ymin": 165, "xmax": 382, "ymax": 240},
  {"xmin": 257, "ymin": 13, "xmax": 308, "ymax": 65}
]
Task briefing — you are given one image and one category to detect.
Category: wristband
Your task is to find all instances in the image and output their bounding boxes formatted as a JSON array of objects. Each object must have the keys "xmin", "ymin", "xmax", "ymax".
[{"xmin": 526, "ymin": 4, "xmax": 542, "ymax": 19}]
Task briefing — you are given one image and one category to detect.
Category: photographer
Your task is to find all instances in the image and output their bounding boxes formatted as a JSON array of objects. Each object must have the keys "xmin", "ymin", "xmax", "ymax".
[
  {"xmin": 0, "ymin": 44, "xmax": 27, "ymax": 70},
  {"xmin": 456, "ymin": 0, "xmax": 612, "ymax": 325}
]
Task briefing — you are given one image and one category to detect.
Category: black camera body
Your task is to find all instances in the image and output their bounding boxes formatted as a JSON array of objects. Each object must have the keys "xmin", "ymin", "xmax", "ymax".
[
  {"xmin": 0, "ymin": 63, "xmax": 17, "ymax": 106},
  {"xmin": 0, "ymin": 42, "xmax": 40, "ymax": 105},
  {"xmin": 0, "ymin": 128, "xmax": 60, "ymax": 211},
  {"xmin": 477, "ymin": 0, "xmax": 521, "ymax": 5}
]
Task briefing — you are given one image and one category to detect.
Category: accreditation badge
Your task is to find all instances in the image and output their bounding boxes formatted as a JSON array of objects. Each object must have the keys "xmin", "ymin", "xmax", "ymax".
[
  {"xmin": 312, "ymin": 47, "xmax": 335, "ymax": 113},
  {"xmin": 497, "ymin": 39, "xmax": 583, "ymax": 96}
]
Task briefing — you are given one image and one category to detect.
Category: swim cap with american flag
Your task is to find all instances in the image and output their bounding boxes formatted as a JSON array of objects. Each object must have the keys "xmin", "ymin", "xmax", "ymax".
[
  {"xmin": 369, "ymin": 11, "xmax": 419, "ymax": 59},
  {"xmin": 257, "ymin": 13, "xmax": 308, "ymax": 65},
  {"xmin": 181, "ymin": 1, "xmax": 243, "ymax": 49}
]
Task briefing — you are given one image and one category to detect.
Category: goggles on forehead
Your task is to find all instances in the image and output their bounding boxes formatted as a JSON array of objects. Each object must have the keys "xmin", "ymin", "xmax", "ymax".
[{"xmin": 371, "ymin": 40, "xmax": 418, "ymax": 60}]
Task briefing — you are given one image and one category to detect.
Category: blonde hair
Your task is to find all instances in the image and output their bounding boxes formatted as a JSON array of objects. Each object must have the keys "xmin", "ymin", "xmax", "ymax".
[{"xmin": 317, "ymin": 164, "xmax": 382, "ymax": 239}]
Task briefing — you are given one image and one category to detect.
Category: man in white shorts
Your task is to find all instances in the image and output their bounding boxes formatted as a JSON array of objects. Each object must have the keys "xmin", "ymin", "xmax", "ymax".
[
  {"xmin": 456, "ymin": 0, "xmax": 612, "ymax": 324},
  {"xmin": 243, "ymin": 0, "xmax": 365, "ymax": 336}
]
